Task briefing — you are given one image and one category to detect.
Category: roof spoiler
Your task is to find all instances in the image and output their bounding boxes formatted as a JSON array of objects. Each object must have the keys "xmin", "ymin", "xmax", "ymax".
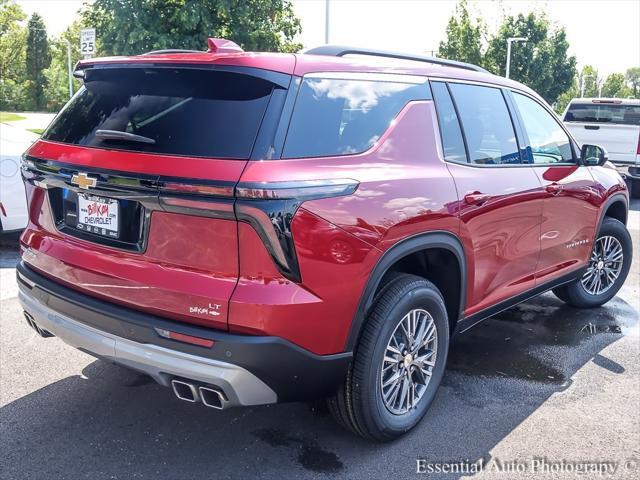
[
  {"xmin": 207, "ymin": 38, "xmax": 243, "ymax": 54},
  {"xmin": 143, "ymin": 38, "xmax": 243, "ymax": 55}
]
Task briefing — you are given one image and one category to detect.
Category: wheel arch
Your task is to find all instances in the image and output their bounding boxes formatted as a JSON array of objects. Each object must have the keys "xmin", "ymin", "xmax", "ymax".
[
  {"xmin": 598, "ymin": 193, "xmax": 629, "ymax": 232},
  {"xmin": 345, "ymin": 231, "xmax": 467, "ymax": 351}
]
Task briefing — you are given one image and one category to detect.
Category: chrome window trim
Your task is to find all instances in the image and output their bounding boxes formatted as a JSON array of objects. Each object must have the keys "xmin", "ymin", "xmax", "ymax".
[
  {"xmin": 303, "ymin": 71, "xmax": 429, "ymax": 84},
  {"xmin": 428, "ymin": 76, "xmax": 581, "ymax": 168}
]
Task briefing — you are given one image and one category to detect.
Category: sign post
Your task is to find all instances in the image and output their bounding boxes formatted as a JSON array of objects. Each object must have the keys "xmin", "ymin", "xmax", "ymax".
[
  {"xmin": 80, "ymin": 28, "xmax": 96, "ymax": 59},
  {"xmin": 65, "ymin": 40, "xmax": 73, "ymax": 99}
]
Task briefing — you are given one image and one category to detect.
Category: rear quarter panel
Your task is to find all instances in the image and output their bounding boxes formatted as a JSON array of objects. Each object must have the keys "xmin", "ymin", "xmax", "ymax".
[{"xmin": 234, "ymin": 101, "xmax": 461, "ymax": 354}]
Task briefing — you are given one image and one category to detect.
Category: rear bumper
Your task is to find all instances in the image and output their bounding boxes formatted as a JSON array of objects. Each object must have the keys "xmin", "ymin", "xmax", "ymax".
[{"xmin": 17, "ymin": 261, "xmax": 351, "ymax": 406}]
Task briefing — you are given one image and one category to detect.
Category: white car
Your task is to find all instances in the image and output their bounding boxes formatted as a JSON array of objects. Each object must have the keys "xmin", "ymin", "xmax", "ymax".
[
  {"xmin": 562, "ymin": 98, "xmax": 640, "ymax": 198},
  {"xmin": 0, "ymin": 123, "xmax": 38, "ymax": 233}
]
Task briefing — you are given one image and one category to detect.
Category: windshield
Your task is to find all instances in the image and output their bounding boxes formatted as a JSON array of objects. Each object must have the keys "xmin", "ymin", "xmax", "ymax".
[
  {"xmin": 43, "ymin": 68, "xmax": 276, "ymax": 158},
  {"xmin": 564, "ymin": 103, "xmax": 640, "ymax": 126}
]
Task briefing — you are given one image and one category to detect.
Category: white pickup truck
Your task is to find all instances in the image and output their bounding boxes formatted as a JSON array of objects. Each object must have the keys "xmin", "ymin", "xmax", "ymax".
[{"xmin": 563, "ymin": 98, "xmax": 640, "ymax": 198}]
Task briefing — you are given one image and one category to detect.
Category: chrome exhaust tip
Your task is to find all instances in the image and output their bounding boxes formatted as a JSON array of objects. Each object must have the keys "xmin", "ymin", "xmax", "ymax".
[
  {"xmin": 23, "ymin": 312, "xmax": 53, "ymax": 338},
  {"xmin": 171, "ymin": 379, "xmax": 199, "ymax": 403},
  {"xmin": 199, "ymin": 386, "xmax": 227, "ymax": 410}
]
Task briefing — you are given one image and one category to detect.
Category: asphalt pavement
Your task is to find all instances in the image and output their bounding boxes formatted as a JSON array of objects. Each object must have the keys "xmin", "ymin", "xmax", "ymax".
[{"xmin": 1, "ymin": 203, "xmax": 638, "ymax": 480}]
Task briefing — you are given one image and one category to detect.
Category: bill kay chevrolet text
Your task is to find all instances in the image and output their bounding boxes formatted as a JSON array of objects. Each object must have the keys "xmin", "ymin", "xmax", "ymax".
[{"xmin": 18, "ymin": 39, "xmax": 632, "ymax": 440}]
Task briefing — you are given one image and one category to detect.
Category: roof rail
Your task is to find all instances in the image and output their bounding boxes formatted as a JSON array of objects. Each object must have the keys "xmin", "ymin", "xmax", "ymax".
[
  {"xmin": 304, "ymin": 45, "xmax": 489, "ymax": 74},
  {"xmin": 142, "ymin": 49, "xmax": 202, "ymax": 55}
]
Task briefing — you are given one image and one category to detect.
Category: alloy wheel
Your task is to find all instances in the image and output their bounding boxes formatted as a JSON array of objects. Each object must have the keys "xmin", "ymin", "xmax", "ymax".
[
  {"xmin": 380, "ymin": 308, "xmax": 437, "ymax": 415},
  {"xmin": 581, "ymin": 235, "xmax": 624, "ymax": 296}
]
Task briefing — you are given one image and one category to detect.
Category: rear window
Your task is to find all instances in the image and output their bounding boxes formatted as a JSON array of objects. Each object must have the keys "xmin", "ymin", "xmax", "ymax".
[
  {"xmin": 564, "ymin": 103, "xmax": 640, "ymax": 125},
  {"xmin": 282, "ymin": 75, "xmax": 429, "ymax": 158},
  {"xmin": 43, "ymin": 68, "xmax": 276, "ymax": 159}
]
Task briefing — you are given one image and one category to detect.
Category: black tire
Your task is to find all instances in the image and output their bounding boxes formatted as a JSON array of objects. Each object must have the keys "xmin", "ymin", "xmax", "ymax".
[
  {"xmin": 552, "ymin": 217, "xmax": 632, "ymax": 308},
  {"xmin": 328, "ymin": 274, "xmax": 449, "ymax": 441}
]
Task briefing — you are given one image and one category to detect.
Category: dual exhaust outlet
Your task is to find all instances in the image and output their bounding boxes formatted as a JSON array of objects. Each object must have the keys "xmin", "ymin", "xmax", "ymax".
[
  {"xmin": 24, "ymin": 312, "xmax": 53, "ymax": 338},
  {"xmin": 171, "ymin": 379, "xmax": 228, "ymax": 410}
]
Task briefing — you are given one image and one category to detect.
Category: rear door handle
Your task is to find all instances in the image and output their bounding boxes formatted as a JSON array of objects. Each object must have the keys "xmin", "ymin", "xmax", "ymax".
[
  {"xmin": 545, "ymin": 183, "xmax": 563, "ymax": 195},
  {"xmin": 464, "ymin": 192, "xmax": 490, "ymax": 205}
]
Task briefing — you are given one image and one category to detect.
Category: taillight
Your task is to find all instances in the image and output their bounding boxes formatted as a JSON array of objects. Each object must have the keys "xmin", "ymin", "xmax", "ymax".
[
  {"xmin": 234, "ymin": 179, "xmax": 359, "ymax": 282},
  {"xmin": 161, "ymin": 181, "xmax": 234, "ymax": 197},
  {"xmin": 235, "ymin": 179, "xmax": 358, "ymax": 200},
  {"xmin": 636, "ymin": 133, "xmax": 640, "ymax": 155}
]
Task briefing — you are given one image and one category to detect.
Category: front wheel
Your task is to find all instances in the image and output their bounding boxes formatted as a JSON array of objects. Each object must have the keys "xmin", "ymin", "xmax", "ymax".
[
  {"xmin": 328, "ymin": 274, "xmax": 449, "ymax": 441},
  {"xmin": 553, "ymin": 217, "xmax": 632, "ymax": 308}
]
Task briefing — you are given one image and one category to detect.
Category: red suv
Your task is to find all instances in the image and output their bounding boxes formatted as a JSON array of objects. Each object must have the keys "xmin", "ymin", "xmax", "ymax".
[{"xmin": 18, "ymin": 39, "xmax": 632, "ymax": 440}]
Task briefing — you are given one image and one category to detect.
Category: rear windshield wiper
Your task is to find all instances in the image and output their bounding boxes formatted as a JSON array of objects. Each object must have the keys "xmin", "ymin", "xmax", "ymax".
[{"xmin": 95, "ymin": 129, "xmax": 156, "ymax": 144}]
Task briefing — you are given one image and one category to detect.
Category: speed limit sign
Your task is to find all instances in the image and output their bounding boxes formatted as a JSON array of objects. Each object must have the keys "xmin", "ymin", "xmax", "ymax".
[{"xmin": 80, "ymin": 28, "xmax": 96, "ymax": 57}]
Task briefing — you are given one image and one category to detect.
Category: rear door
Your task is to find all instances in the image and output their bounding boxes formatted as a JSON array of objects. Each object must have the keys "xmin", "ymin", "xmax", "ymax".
[
  {"xmin": 510, "ymin": 91, "xmax": 600, "ymax": 284},
  {"xmin": 431, "ymin": 81, "xmax": 543, "ymax": 317},
  {"xmin": 22, "ymin": 65, "xmax": 290, "ymax": 329}
]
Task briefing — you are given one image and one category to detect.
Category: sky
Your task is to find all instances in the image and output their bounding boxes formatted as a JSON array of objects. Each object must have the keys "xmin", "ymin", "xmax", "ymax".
[{"xmin": 14, "ymin": 0, "xmax": 640, "ymax": 76}]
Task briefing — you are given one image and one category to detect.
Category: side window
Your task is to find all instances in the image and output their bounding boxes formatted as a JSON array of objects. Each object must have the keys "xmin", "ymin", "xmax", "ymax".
[
  {"xmin": 282, "ymin": 76, "xmax": 428, "ymax": 158},
  {"xmin": 513, "ymin": 92, "xmax": 574, "ymax": 164},
  {"xmin": 431, "ymin": 82, "xmax": 467, "ymax": 163},
  {"xmin": 448, "ymin": 83, "xmax": 520, "ymax": 165}
]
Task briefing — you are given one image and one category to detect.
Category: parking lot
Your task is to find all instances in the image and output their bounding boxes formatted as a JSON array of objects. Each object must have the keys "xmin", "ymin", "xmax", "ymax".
[{"xmin": 0, "ymin": 201, "xmax": 638, "ymax": 480}]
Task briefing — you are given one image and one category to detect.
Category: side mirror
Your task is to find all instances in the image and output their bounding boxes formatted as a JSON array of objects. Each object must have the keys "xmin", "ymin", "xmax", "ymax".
[{"xmin": 580, "ymin": 144, "xmax": 608, "ymax": 166}]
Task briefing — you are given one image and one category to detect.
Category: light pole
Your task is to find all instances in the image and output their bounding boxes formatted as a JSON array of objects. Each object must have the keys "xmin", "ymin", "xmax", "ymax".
[
  {"xmin": 505, "ymin": 37, "xmax": 527, "ymax": 79},
  {"xmin": 325, "ymin": 0, "xmax": 330, "ymax": 44},
  {"xmin": 580, "ymin": 74, "xmax": 594, "ymax": 98}
]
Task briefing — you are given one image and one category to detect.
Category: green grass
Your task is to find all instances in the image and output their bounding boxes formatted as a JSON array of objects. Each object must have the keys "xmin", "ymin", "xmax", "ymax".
[
  {"xmin": 0, "ymin": 111, "xmax": 26, "ymax": 123},
  {"xmin": 27, "ymin": 128, "xmax": 44, "ymax": 135}
]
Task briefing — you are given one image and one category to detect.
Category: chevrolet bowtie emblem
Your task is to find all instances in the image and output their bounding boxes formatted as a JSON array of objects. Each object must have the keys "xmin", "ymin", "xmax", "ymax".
[{"xmin": 71, "ymin": 172, "xmax": 97, "ymax": 189}]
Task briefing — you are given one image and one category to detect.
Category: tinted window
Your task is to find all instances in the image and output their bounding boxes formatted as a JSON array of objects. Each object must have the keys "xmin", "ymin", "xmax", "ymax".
[
  {"xmin": 283, "ymin": 76, "xmax": 428, "ymax": 158},
  {"xmin": 44, "ymin": 68, "xmax": 275, "ymax": 158},
  {"xmin": 564, "ymin": 103, "xmax": 640, "ymax": 125},
  {"xmin": 513, "ymin": 93, "xmax": 574, "ymax": 164},
  {"xmin": 449, "ymin": 83, "xmax": 520, "ymax": 165},
  {"xmin": 431, "ymin": 82, "xmax": 467, "ymax": 163}
]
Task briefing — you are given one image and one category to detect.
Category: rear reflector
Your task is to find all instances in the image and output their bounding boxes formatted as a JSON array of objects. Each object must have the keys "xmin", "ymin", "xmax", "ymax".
[{"xmin": 154, "ymin": 328, "xmax": 214, "ymax": 348}]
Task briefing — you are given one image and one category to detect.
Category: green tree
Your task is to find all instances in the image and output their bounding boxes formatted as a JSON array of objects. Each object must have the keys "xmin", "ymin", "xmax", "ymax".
[
  {"xmin": 555, "ymin": 85, "xmax": 577, "ymax": 115},
  {"xmin": 44, "ymin": 20, "xmax": 86, "ymax": 110},
  {"xmin": 81, "ymin": 0, "xmax": 301, "ymax": 56},
  {"xmin": 25, "ymin": 13, "xmax": 51, "ymax": 110},
  {"xmin": 578, "ymin": 65, "xmax": 600, "ymax": 98},
  {"xmin": 554, "ymin": 65, "xmax": 609, "ymax": 114},
  {"xmin": 0, "ymin": 0, "xmax": 28, "ymax": 110},
  {"xmin": 438, "ymin": 0, "xmax": 485, "ymax": 66},
  {"xmin": 484, "ymin": 12, "xmax": 576, "ymax": 104},
  {"xmin": 626, "ymin": 67, "xmax": 640, "ymax": 97},
  {"xmin": 601, "ymin": 73, "xmax": 631, "ymax": 98}
]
